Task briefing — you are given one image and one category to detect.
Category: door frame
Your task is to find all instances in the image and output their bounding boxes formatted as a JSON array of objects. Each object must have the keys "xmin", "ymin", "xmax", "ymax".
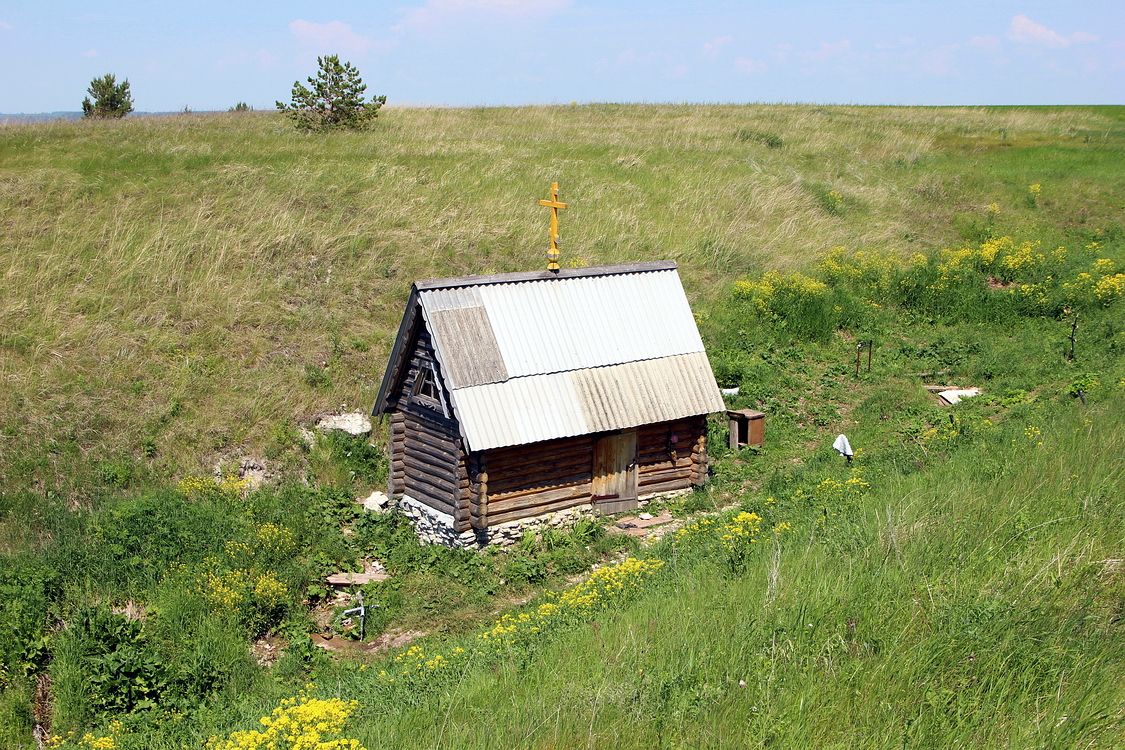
[{"xmin": 591, "ymin": 429, "xmax": 638, "ymax": 515}]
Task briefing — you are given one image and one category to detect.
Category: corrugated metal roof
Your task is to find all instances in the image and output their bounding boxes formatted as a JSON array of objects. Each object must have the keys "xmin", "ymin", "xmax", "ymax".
[
  {"xmin": 451, "ymin": 352, "xmax": 725, "ymax": 451},
  {"xmin": 375, "ymin": 262, "xmax": 725, "ymax": 452},
  {"xmin": 418, "ymin": 268, "xmax": 704, "ymax": 384},
  {"xmin": 423, "ymin": 306, "xmax": 508, "ymax": 388}
]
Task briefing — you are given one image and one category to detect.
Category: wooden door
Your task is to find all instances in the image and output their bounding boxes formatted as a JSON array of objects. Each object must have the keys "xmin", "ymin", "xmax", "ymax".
[{"xmin": 592, "ymin": 431, "xmax": 638, "ymax": 514}]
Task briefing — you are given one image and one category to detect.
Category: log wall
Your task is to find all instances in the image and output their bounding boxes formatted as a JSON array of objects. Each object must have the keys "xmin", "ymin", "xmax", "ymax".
[
  {"xmin": 388, "ymin": 320, "xmax": 470, "ymax": 529},
  {"xmin": 472, "ymin": 434, "xmax": 594, "ymax": 528},
  {"xmin": 468, "ymin": 416, "xmax": 709, "ymax": 528},
  {"xmin": 635, "ymin": 415, "xmax": 709, "ymax": 496}
]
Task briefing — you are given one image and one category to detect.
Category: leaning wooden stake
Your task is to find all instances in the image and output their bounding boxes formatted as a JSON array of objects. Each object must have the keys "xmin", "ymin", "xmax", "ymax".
[{"xmin": 1067, "ymin": 311, "xmax": 1079, "ymax": 362}]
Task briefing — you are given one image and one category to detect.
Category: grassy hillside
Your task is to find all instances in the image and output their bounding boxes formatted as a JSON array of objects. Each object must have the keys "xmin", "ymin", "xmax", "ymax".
[
  {"xmin": 0, "ymin": 106, "xmax": 1122, "ymax": 749},
  {"xmin": 2, "ymin": 105, "xmax": 1122, "ymax": 503},
  {"xmin": 317, "ymin": 397, "xmax": 1125, "ymax": 749}
]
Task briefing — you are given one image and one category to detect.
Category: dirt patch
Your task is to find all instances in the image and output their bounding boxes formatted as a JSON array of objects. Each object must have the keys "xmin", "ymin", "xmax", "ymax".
[
  {"xmin": 312, "ymin": 628, "xmax": 426, "ymax": 657},
  {"xmin": 987, "ymin": 276, "xmax": 1015, "ymax": 290},
  {"xmin": 250, "ymin": 635, "xmax": 287, "ymax": 667},
  {"xmin": 33, "ymin": 673, "xmax": 51, "ymax": 750}
]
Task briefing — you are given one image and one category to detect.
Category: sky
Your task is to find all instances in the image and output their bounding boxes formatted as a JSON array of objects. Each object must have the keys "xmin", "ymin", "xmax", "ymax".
[{"xmin": 0, "ymin": 1, "xmax": 1122, "ymax": 112}]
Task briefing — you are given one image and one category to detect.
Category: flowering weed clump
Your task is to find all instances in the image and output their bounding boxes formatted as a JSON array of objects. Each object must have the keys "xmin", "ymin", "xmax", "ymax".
[
  {"xmin": 733, "ymin": 270, "xmax": 838, "ymax": 340},
  {"xmin": 178, "ymin": 474, "xmax": 252, "ymax": 501},
  {"xmin": 46, "ymin": 720, "xmax": 123, "ymax": 749},
  {"xmin": 206, "ymin": 690, "xmax": 365, "ymax": 750},
  {"xmin": 374, "ymin": 557, "xmax": 665, "ymax": 693},
  {"xmin": 724, "ymin": 236, "xmax": 1123, "ymax": 343},
  {"xmin": 720, "ymin": 511, "xmax": 763, "ymax": 573}
]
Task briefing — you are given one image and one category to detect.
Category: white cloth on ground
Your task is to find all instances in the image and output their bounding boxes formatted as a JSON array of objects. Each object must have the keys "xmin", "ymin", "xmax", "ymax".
[{"xmin": 832, "ymin": 434, "xmax": 854, "ymax": 457}]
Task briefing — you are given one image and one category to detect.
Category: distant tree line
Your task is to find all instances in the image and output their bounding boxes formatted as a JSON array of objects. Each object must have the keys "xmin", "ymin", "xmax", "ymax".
[{"xmin": 81, "ymin": 55, "xmax": 386, "ymax": 131}]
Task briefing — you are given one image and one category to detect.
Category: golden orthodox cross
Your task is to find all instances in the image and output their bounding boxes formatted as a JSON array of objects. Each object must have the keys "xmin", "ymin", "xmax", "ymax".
[{"xmin": 537, "ymin": 182, "xmax": 568, "ymax": 272}]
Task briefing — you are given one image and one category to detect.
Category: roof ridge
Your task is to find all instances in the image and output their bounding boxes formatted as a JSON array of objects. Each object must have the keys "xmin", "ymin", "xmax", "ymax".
[{"xmin": 414, "ymin": 260, "xmax": 677, "ymax": 292}]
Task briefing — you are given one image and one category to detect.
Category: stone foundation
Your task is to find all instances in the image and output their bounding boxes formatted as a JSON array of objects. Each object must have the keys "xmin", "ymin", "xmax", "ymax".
[
  {"xmin": 397, "ymin": 496, "xmax": 596, "ymax": 549},
  {"xmin": 398, "ymin": 489, "xmax": 694, "ymax": 549}
]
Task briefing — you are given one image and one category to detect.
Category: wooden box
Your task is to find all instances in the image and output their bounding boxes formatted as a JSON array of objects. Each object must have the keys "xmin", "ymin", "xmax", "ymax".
[{"xmin": 727, "ymin": 409, "xmax": 765, "ymax": 449}]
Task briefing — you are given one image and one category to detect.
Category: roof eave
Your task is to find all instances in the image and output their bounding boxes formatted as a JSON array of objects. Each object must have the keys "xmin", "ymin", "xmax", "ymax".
[{"xmin": 372, "ymin": 285, "xmax": 420, "ymax": 417}]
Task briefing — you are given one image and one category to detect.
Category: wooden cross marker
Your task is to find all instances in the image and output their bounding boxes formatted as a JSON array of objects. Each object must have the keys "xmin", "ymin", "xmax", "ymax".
[{"xmin": 537, "ymin": 182, "xmax": 568, "ymax": 272}]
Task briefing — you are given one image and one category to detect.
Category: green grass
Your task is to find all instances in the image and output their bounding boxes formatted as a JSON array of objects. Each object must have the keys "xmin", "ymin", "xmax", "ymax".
[
  {"xmin": 332, "ymin": 399, "xmax": 1122, "ymax": 748},
  {"xmin": 1, "ymin": 105, "xmax": 1122, "ymax": 503},
  {"xmin": 0, "ymin": 105, "xmax": 1122, "ymax": 749}
]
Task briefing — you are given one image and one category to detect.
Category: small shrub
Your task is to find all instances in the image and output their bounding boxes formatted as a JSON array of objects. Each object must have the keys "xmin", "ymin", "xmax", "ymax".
[
  {"xmin": 81, "ymin": 73, "xmax": 133, "ymax": 119},
  {"xmin": 734, "ymin": 128, "xmax": 783, "ymax": 148},
  {"xmin": 53, "ymin": 607, "xmax": 168, "ymax": 720},
  {"xmin": 0, "ymin": 557, "xmax": 58, "ymax": 686},
  {"xmin": 502, "ymin": 553, "xmax": 547, "ymax": 585},
  {"xmin": 303, "ymin": 364, "xmax": 331, "ymax": 389}
]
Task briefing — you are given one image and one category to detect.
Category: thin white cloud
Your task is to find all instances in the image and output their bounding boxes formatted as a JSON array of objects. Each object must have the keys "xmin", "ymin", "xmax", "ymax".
[
  {"xmin": 1009, "ymin": 14, "xmax": 1097, "ymax": 49},
  {"xmin": 702, "ymin": 35, "xmax": 733, "ymax": 59},
  {"xmin": 807, "ymin": 39, "xmax": 851, "ymax": 61},
  {"xmin": 921, "ymin": 44, "xmax": 959, "ymax": 76},
  {"xmin": 81, "ymin": 48, "xmax": 98, "ymax": 58},
  {"xmin": 0, "ymin": 20, "xmax": 13, "ymax": 30},
  {"xmin": 289, "ymin": 19, "xmax": 373, "ymax": 57},
  {"xmin": 734, "ymin": 57, "xmax": 767, "ymax": 75},
  {"xmin": 969, "ymin": 34, "xmax": 1000, "ymax": 50},
  {"xmin": 395, "ymin": 0, "xmax": 570, "ymax": 33},
  {"xmin": 216, "ymin": 48, "xmax": 281, "ymax": 70}
]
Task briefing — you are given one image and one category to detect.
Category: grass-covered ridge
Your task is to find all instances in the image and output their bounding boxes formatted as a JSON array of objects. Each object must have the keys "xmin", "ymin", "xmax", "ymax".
[
  {"xmin": 0, "ymin": 105, "xmax": 1122, "ymax": 748},
  {"xmin": 1, "ymin": 105, "xmax": 1122, "ymax": 502}
]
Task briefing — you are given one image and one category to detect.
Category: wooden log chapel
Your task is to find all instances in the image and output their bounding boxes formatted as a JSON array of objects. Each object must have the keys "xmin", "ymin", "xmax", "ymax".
[{"xmin": 372, "ymin": 259, "xmax": 726, "ymax": 547}]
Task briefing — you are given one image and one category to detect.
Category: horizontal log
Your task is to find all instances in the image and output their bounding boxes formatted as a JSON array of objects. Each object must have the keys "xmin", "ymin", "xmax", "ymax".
[
  {"xmin": 485, "ymin": 436, "xmax": 590, "ymax": 460},
  {"xmin": 481, "ymin": 495, "xmax": 591, "ymax": 527},
  {"xmin": 403, "ymin": 466, "xmax": 458, "ymax": 497},
  {"xmin": 403, "ymin": 412, "xmax": 458, "ymax": 440},
  {"xmin": 407, "ymin": 434, "xmax": 459, "ymax": 463},
  {"xmin": 489, "ymin": 476, "xmax": 591, "ymax": 504},
  {"xmin": 489, "ymin": 434, "xmax": 589, "ymax": 452},
  {"xmin": 402, "ymin": 447, "xmax": 456, "ymax": 475},
  {"xmin": 403, "ymin": 427, "xmax": 459, "ymax": 453},
  {"xmin": 639, "ymin": 469, "xmax": 692, "ymax": 487},
  {"xmin": 402, "ymin": 461, "xmax": 459, "ymax": 490},
  {"xmin": 486, "ymin": 446, "xmax": 592, "ymax": 471},
  {"xmin": 488, "ymin": 444, "xmax": 592, "ymax": 464},
  {"xmin": 473, "ymin": 482, "xmax": 589, "ymax": 517},
  {"xmin": 404, "ymin": 481, "xmax": 458, "ymax": 510},
  {"xmin": 638, "ymin": 457, "xmax": 694, "ymax": 472},
  {"xmin": 404, "ymin": 493, "xmax": 458, "ymax": 518},
  {"xmin": 487, "ymin": 465, "xmax": 591, "ymax": 488}
]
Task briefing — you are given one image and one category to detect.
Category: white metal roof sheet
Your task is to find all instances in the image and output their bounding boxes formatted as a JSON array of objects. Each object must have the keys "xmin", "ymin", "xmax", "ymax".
[
  {"xmin": 418, "ymin": 268, "xmax": 705, "ymax": 386},
  {"xmin": 451, "ymin": 352, "xmax": 725, "ymax": 451}
]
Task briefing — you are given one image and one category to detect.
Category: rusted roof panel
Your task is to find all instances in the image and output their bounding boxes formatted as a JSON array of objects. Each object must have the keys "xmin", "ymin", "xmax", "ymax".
[{"xmin": 451, "ymin": 352, "xmax": 724, "ymax": 452}]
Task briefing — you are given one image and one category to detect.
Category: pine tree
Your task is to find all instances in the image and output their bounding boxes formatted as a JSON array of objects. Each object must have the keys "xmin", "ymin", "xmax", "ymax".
[
  {"xmin": 276, "ymin": 55, "xmax": 386, "ymax": 131},
  {"xmin": 81, "ymin": 74, "xmax": 134, "ymax": 119}
]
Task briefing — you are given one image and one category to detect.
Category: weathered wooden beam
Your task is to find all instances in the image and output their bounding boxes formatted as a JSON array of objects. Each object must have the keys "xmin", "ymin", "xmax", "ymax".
[{"xmin": 488, "ymin": 476, "xmax": 592, "ymax": 504}]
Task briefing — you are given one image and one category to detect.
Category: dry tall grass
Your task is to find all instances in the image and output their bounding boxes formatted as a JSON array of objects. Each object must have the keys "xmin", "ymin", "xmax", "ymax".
[{"xmin": 1, "ymin": 105, "xmax": 1120, "ymax": 497}]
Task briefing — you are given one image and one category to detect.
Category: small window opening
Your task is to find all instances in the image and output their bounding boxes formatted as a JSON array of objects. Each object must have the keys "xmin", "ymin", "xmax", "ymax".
[{"xmin": 412, "ymin": 364, "xmax": 441, "ymax": 405}]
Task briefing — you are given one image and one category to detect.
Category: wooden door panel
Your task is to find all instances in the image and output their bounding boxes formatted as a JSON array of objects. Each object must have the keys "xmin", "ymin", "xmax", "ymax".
[{"xmin": 592, "ymin": 431, "xmax": 638, "ymax": 513}]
